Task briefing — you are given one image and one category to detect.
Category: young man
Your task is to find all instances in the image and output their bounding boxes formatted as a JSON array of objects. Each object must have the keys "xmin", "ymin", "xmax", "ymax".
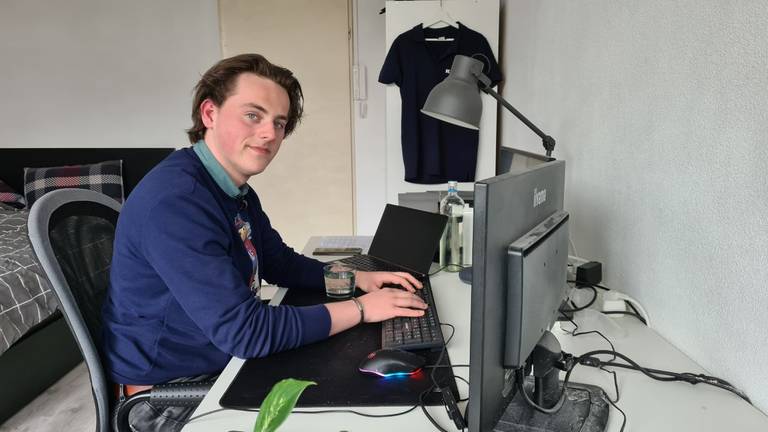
[{"xmin": 102, "ymin": 54, "xmax": 428, "ymax": 431}]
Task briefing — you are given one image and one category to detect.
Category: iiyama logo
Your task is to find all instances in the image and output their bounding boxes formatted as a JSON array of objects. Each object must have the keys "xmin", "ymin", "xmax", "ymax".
[{"xmin": 533, "ymin": 187, "xmax": 547, "ymax": 208}]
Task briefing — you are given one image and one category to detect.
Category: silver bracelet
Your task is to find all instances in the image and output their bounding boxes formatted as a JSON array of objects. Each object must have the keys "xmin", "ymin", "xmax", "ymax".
[{"xmin": 351, "ymin": 297, "xmax": 365, "ymax": 325}]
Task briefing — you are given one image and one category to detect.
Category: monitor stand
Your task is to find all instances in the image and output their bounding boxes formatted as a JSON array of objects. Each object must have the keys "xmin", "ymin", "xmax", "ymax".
[
  {"xmin": 493, "ymin": 331, "xmax": 609, "ymax": 432},
  {"xmin": 494, "ymin": 379, "xmax": 609, "ymax": 432}
]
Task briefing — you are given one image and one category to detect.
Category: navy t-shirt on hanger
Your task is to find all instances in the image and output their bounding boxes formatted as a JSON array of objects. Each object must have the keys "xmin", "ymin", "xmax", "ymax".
[{"xmin": 379, "ymin": 22, "xmax": 502, "ymax": 184}]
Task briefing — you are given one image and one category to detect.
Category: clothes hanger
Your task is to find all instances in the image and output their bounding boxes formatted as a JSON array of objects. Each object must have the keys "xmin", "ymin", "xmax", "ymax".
[{"xmin": 423, "ymin": 1, "xmax": 458, "ymax": 41}]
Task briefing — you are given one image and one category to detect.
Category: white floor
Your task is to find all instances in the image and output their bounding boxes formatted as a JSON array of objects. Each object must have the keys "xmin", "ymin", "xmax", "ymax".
[{"xmin": 0, "ymin": 363, "xmax": 95, "ymax": 432}]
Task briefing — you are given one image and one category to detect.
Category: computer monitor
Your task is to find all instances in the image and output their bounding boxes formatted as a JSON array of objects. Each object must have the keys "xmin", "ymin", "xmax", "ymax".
[
  {"xmin": 497, "ymin": 146, "xmax": 554, "ymax": 175},
  {"xmin": 468, "ymin": 160, "xmax": 565, "ymax": 431},
  {"xmin": 467, "ymin": 160, "xmax": 608, "ymax": 431}
]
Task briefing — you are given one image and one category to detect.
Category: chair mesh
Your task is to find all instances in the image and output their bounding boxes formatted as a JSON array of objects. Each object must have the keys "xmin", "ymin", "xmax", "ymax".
[{"xmin": 48, "ymin": 201, "xmax": 118, "ymax": 347}]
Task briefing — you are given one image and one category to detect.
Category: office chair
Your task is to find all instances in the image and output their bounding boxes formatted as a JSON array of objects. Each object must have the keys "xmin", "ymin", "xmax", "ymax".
[{"xmin": 27, "ymin": 189, "xmax": 211, "ymax": 432}]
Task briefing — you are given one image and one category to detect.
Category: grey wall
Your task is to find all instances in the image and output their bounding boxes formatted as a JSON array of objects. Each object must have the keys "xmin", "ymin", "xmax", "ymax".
[
  {"xmin": 501, "ymin": 0, "xmax": 768, "ymax": 412},
  {"xmin": 0, "ymin": 0, "xmax": 220, "ymax": 149}
]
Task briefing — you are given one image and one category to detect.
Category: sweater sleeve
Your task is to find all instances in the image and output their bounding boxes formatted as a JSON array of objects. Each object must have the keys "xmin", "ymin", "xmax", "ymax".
[
  {"xmin": 141, "ymin": 183, "xmax": 330, "ymax": 358},
  {"xmin": 250, "ymin": 194, "xmax": 327, "ymax": 291}
]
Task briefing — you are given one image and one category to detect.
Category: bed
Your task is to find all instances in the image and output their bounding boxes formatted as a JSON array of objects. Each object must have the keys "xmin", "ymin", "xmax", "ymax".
[{"xmin": 0, "ymin": 147, "xmax": 174, "ymax": 424}]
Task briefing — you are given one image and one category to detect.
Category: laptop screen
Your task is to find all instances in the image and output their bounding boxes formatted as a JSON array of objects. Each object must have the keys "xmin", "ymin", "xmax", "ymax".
[{"xmin": 367, "ymin": 204, "xmax": 448, "ymax": 275}]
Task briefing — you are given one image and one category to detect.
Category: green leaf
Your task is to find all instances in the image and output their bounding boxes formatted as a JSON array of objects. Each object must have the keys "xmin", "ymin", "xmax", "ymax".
[{"xmin": 253, "ymin": 378, "xmax": 316, "ymax": 432}]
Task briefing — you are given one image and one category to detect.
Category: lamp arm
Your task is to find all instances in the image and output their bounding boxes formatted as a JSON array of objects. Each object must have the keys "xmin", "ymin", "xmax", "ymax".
[{"xmin": 476, "ymin": 75, "xmax": 556, "ymax": 157}]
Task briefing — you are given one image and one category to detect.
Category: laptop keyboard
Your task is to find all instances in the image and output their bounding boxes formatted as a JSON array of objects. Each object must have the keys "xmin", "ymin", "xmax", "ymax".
[{"xmin": 338, "ymin": 254, "xmax": 405, "ymax": 273}]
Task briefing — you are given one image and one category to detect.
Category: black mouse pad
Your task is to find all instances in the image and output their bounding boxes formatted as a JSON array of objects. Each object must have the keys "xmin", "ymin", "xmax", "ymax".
[{"xmin": 219, "ymin": 288, "xmax": 459, "ymax": 409}]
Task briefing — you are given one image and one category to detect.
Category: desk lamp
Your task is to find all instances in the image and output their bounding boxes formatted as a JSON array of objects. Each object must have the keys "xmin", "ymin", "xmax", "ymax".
[
  {"xmin": 422, "ymin": 54, "xmax": 557, "ymax": 285},
  {"xmin": 421, "ymin": 54, "xmax": 556, "ymax": 157}
]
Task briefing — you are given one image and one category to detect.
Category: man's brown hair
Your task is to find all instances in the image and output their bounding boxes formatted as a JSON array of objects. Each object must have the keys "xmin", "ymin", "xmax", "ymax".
[{"xmin": 187, "ymin": 54, "xmax": 304, "ymax": 143}]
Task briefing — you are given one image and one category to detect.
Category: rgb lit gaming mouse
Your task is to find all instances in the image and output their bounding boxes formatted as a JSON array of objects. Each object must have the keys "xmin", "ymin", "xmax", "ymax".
[{"xmin": 358, "ymin": 348, "xmax": 426, "ymax": 377}]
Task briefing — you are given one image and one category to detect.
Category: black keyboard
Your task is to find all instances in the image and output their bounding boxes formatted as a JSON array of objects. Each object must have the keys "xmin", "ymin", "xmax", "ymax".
[
  {"xmin": 338, "ymin": 254, "xmax": 445, "ymax": 351},
  {"xmin": 381, "ymin": 279, "xmax": 444, "ymax": 351}
]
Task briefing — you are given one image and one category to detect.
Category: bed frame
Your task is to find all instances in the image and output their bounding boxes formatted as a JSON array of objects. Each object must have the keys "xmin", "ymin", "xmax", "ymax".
[{"xmin": 0, "ymin": 147, "xmax": 175, "ymax": 425}]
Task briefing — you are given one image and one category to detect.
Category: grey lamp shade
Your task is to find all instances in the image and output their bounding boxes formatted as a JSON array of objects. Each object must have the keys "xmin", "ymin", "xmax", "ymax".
[{"xmin": 421, "ymin": 55, "xmax": 485, "ymax": 130}]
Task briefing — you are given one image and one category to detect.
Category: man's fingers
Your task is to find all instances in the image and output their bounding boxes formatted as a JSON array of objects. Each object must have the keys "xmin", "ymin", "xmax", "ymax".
[
  {"xmin": 393, "ymin": 272, "xmax": 423, "ymax": 289},
  {"xmin": 396, "ymin": 307, "xmax": 426, "ymax": 317},
  {"xmin": 395, "ymin": 277, "xmax": 416, "ymax": 292},
  {"xmin": 395, "ymin": 293, "xmax": 427, "ymax": 309}
]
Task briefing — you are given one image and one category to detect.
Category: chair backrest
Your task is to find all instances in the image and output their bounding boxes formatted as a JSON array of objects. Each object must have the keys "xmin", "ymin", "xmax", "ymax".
[{"xmin": 28, "ymin": 189, "xmax": 121, "ymax": 432}]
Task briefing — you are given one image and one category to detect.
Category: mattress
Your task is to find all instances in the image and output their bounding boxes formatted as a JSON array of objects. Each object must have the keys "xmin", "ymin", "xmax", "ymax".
[{"xmin": 0, "ymin": 203, "xmax": 57, "ymax": 355}]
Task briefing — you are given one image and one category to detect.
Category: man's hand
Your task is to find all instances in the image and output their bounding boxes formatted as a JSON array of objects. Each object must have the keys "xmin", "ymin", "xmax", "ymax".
[
  {"xmin": 357, "ymin": 288, "xmax": 427, "ymax": 322},
  {"xmin": 325, "ymin": 287, "xmax": 428, "ymax": 335},
  {"xmin": 355, "ymin": 271, "xmax": 423, "ymax": 293}
]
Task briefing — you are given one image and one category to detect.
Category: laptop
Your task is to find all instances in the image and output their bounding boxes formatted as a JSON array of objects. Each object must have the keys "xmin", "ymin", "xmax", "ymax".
[{"xmin": 338, "ymin": 204, "xmax": 447, "ymax": 278}]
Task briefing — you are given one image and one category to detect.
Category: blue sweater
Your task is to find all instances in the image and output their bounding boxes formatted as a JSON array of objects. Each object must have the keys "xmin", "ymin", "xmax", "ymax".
[{"xmin": 102, "ymin": 148, "xmax": 331, "ymax": 384}]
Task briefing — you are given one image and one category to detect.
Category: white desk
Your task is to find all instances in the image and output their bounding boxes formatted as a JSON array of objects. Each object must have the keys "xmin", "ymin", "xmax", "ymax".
[{"xmin": 183, "ymin": 236, "xmax": 768, "ymax": 431}]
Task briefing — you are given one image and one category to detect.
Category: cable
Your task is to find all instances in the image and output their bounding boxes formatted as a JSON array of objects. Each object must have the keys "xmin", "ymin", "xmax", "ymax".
[
  {"xmin": 440, "ymin": 322, "xmax": 457, "ymax": 346},
  {"xmin": 615, "ymin": 294, "xmax": 651, "ymax": 327},
  {"xmin": 430, "ymin": 323, "xmax": 454, "ymax": 388},
  {"xmin": 559, "ymin": 314, "xmax": 617, "ymax": 360},
  {"xmin": 184, "ymin": 407, "xmax": 228, "ymax": 424},
  {"xmin": 185, "ymin": 403, "xmax": 423, "ymax": 426},
  {"xmin": 453, "ymin": 375, "xmax": 470, "ymax": 402},
  {"xmin": 426, "ymin": 364, "xmax": 469, "ymax": 369},
  {"xmin": 567, "ymin": 279, "xmax": 611, "ymax": 291},
  {"xmin": 625, "ymin": 300, "xmax": 642, "ymax": 318},
  {"xmin": 578, "ymin": 349, "xmax": 751, "ymax": 403},
  {"xmin": 565, "ymin": 278, "xmax": 651, "ymax": 326},
  {"xmin": 559, "ymin": 285, "xmax": 598, "ymax": 313},
  {"xmin": 600, "ymin": 367, "xmax": 627, "ymax": 432},
  {"xmin": 558, "ymin": 313, "xmax": 627, "ymax": 430},
  {"xmin": 515, "ymin": 367, "xmax": 569, "ymax": 414},
  {"xmin": 419, "ymin": 387, "xmax": 454, "ymax": 432},
  {"xmin": 602, "ymin": 310, "xmax": 647, "ymax": 325},
  {"xmin": 429, "ymin": 265, "xmax": 469, "ymax": 276},
  {"xmin": 425, "ymin": 321, "xmax": 468, "ymax": 431}
]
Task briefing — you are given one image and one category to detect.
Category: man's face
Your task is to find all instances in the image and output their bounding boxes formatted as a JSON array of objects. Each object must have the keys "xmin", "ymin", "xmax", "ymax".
[{"xmin": 201, "ymin": 73, "xmax": 290, "ymax": 185}]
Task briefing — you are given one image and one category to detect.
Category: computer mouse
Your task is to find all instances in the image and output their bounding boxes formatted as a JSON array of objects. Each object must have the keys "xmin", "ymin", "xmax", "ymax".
[{"xmin": 358, "ymin": 348, "xmax": 426, "ymax": 377}]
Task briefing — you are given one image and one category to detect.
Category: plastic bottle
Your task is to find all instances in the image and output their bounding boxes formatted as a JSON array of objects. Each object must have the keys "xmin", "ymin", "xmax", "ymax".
[{"xmin": 439, "ymin": 181, "xmax": 465, "ymax": 272}]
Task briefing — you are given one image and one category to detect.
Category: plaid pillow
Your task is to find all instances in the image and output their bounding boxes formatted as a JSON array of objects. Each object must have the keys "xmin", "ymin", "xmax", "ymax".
[
  {"xmin": 24, "ymin": 160, "xmax": 124, "ymax": 207},
  {"xmin": 0, "ymin": 178, "xmax": 26, "ymax": 208}
]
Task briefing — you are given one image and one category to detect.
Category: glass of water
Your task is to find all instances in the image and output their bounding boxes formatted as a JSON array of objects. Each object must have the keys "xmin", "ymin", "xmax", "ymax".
[{"xmin": 323, "ymin": 263, "xmax": 356, "ymax": 299}]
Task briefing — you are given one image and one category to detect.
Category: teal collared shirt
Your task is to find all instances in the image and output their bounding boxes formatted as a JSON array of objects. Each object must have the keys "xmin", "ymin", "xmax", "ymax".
[{"xmin": 193, "ymin": 140, "xmax": 249, "ymax": 199}]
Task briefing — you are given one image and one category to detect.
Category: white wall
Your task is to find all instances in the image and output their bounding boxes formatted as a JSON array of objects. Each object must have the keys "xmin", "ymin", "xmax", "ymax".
[
  {"xmin": 502, "ymin": 0, "xmax": 768, "ymax": 413},
  {"xmin": 352, "ymin": 0, "xmax": 388, "ymax": 235},
  {"xmin": 0, "ymin": 0, "xmax": 220, "ymax": 149}
]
